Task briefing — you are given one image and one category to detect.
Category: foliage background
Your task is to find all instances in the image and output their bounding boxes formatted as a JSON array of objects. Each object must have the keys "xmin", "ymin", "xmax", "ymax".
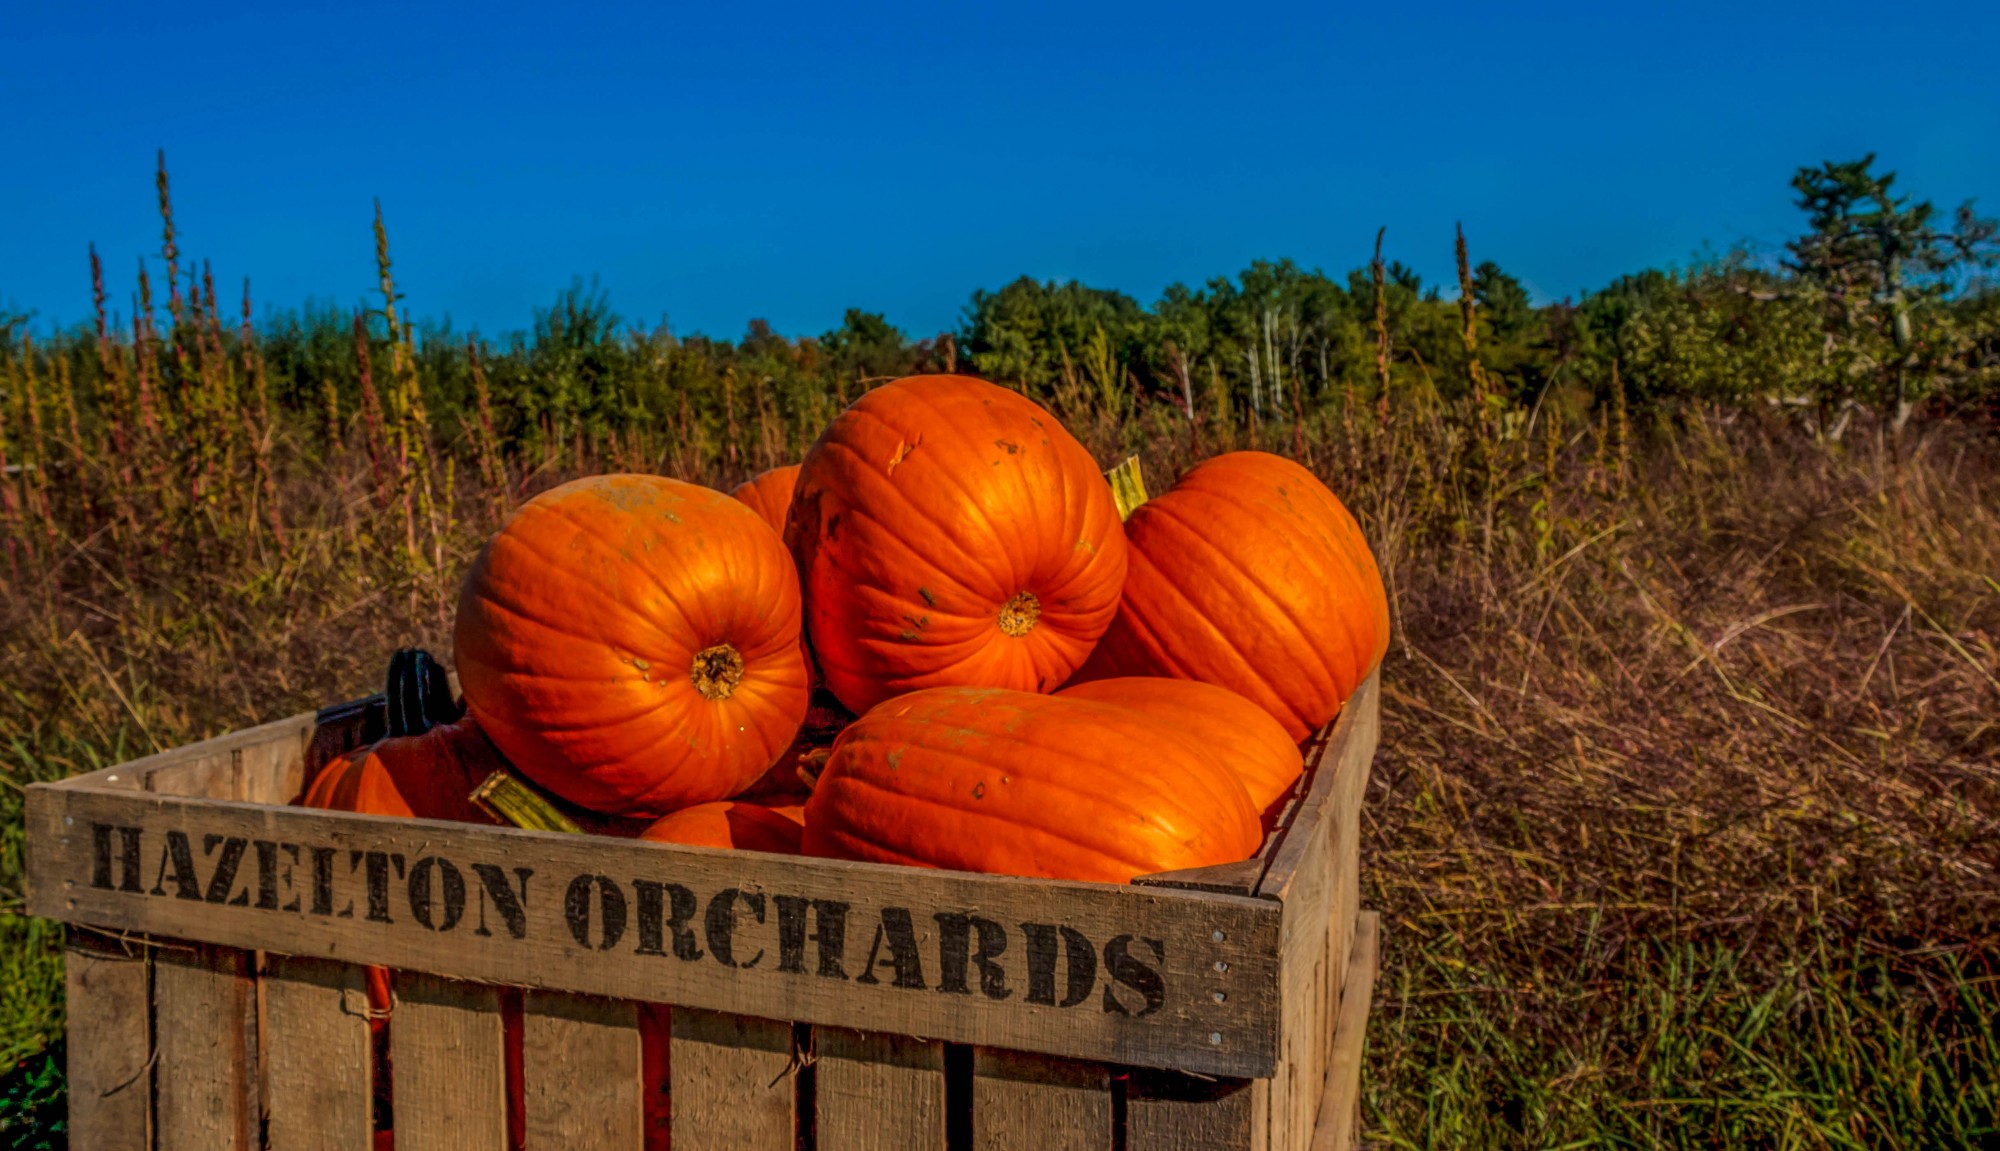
[{"xmin": 1, "ymin": 155, "xmax": 1996, "ymax": 1148}]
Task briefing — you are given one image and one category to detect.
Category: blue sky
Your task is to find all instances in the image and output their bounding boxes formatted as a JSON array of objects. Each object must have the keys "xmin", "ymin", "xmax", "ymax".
[{"xmin": 5, "ymin": 1, "xmax": 1995, "ymax": 341}]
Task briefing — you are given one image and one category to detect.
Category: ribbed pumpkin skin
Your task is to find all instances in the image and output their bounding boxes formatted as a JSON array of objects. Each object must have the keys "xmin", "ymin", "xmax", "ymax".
[
  {"xmin": 300, "ymin": 714, "xmax": 503, "ymax": 825},
  {"xmin": 731, "ymin": 464, "xmax": 800, "ymax": 534},
  {"xmin": 454, "ymin": 474, "xmax": 811, "ymax": 818},
  {"xmin": 1081, "ymin": 452, "xmax": 1389, "ymax": 741},
  {"xmin": 802, "ymin": 687, "xmax": 1260, "ymax": 883},
  {"xmin": 638, "ymin": 801, "xmax": 804, "ymax": 854},
  {"xmin": 1057, "ymin": 677, "xmax": 1304, "ymax": 811},
  {"xmin": 785, "ymin": 375, "xmax": 1128, "ymax": 715}
]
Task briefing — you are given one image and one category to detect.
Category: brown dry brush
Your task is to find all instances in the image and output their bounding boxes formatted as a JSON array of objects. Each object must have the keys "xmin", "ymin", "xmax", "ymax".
[{"xmin": 0, "ymin": 210, "xmax": 1995, "ymax": 1142}]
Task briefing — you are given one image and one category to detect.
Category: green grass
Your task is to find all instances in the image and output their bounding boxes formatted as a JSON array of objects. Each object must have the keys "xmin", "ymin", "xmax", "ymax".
[
  {"xmin": 0, "ymin": 1042, "xmax": 65, "ymax": 1150},
  {"xmin": 1371, "ymin": 940, "xmax": 2000, "ymax": 1148},
  {"xmin": 2, "ymin": 302, "xmax": 1995, "ymax": 1145}
]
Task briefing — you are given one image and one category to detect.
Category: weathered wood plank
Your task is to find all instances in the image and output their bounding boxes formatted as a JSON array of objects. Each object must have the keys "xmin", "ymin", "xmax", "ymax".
[
  {"xmin": 972, "ymin": 1049, "xmax": 1111, "ymax": 1150},
  {"xmin": 1309, "ymin": 912, "xmax": 1381, "ymax": 1151},
  {"xmin": 523, "ymin": 991, "xmax": 645, "ymax": 1149},
  {"xmin": 391, "ymin": 971, "xmax": 509, "ymax": 1151},
  {"xmin": 144, "ymin": 751, "xmax": 238, "ymax": 801},
  {"xmin": 154, "ymin": 942, "xmax": 259, "ymax": 1151},
  {"xmin": 670, "ymin": 1008, "xmax": 796, "ymax": 1151},
  {"xmin": 1266, "ymin": 789, "xmax": 1336, "ymax": 1151},
  {"xmin": 1319, "ymin": 754, "xmax": 1366, "ymax": 1083},
  {"xmin": 26, "ymin": 783, "xmax": 1281, "ymax": 1077},
  {"xmin": 262, "ymin": 954, "xmax": 374, "ymax": 1151},
  {"xmin": 815, "ymin": 1026, "xmax": 945, "ymax": 1151},
  {"xmin": 235, "ymin": 728, "xmax": 309, "ymax": 807},
  {"xmin": 118, "ymin": 712, "xmax": 319, "ymax": 798},
  {"xmin": 1126, "ymin": 1069, "xmax": 1266, "ymax": 1151},
  {"xmin": 1258, "ymin": 672, "xmax": 1377, "ymax": 902},
  {"xmin": 62, "ymin": 929, "xmax": 151, "ymax": 1151}
]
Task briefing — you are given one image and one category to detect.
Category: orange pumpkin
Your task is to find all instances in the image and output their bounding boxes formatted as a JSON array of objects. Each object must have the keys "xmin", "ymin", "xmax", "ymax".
[
  {"xmin": 302, "ymin": 712, "xmax": 505, "ymax": 824},
  {"xmin": 802, "ymin": 687, "xmax": 1260, "ymax": 883},
  {"xmin": 454, "ymin": 475, "xmax": 811, "ymax": 818},
  {"xmin": 1057, "ymin": 676, "xmax": 1304, "ymax": 811},
  {"xmin": 295, "ymin": 649, "xmax": 510, "ymax": 1148},
  {"xmin": 730, "ymin": 464, "xmax": 800, "ymax": 534},
  {"xmin": 1078, "ymin": 452, "xmax": 1389, "ymax": 741},
  {"xmin": 638, "ymin": 800, "xmax": 804, "ymax": 854},
  {"xmin": 301, "ymin": 650, "xmax": 504, "ymax": 823},
  {"xmin": 785, "ymin": 374, "xmax": 1128, "ymax": 714}
]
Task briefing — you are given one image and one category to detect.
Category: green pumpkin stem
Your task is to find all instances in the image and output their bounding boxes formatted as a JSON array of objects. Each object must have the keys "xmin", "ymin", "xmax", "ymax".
[
  {"xmin": 469, "ymin": 770, "xmax": 584, "ymax": 834},
  {"xmin": 1104, "ymin": 455, "xmax": 1149, "ymax": 521}
]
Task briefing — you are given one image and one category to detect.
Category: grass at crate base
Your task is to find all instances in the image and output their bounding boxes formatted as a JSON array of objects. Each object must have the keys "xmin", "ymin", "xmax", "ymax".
[
  {"xmin": 0, "ymin": 362, "xmax": 1996, "ymax": 1145},
  {"xmin": 0, "ymin": 1042, "xmax": 64, "ymax": 1150}
]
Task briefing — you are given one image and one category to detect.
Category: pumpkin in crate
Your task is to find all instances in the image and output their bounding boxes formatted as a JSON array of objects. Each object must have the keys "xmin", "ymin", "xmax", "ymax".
[
  {"xmin": 786, "ymin": 374, "xmax": 1128, "ymax": 714},
  {"xmin": 730, "ymin": 463, "xmax": 800, "ymax": 534},
  {"xmin": 301, "ymin": 649, "xmax": 505, "ymax": 824},
  {"xmin": 639, "ymin": 800, "xmax": 804, "ymax": 854},
  {"xmin": 296, "ymin": 649, "xmax": 513, "ymax": 1150},
  {"xmin": 454, "ymin": 474, "xmax": 812, "ymax": 818},
  {"xmin": 1078, "ymin": 452, "xmax": 1389, "ymax": 741},
  {"xmin": 803, "ymin": 686, "xmax": 1259, "ymax": 883},
  {"xmin": 1057, "ymin": 676, "xmax": 1304, "ymax": 812}
]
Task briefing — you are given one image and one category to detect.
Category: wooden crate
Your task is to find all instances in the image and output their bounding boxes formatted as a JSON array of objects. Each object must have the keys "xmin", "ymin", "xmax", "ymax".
[{"xmin": 27, "ymin": 673, "xmax": 1382, "ymax": 1150}]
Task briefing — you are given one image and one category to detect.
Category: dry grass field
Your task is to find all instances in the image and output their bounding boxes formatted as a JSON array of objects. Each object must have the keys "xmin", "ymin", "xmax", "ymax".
[{"xmin": 1, "ymin": 198, "xmax": 1995, "ymax": 1145}]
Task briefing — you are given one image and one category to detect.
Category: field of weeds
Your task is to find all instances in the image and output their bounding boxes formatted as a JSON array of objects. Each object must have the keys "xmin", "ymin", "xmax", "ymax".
[{"xmin": 1, "ymin": 191, "xmax": 1996, "ymax": 1147}]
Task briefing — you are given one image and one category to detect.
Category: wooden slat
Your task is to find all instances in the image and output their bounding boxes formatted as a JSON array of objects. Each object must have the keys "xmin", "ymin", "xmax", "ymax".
[
  {"xmin": 1126, "ymin": 1070, "xmax": 1265, "ymax": 1150},
  {"xmin": 971, "ymin": 1049, "xmax": 1111, "ymax": 1150},
  {"xmin": 392, "ymin": 971, "xmax": 509, "ymax": 1151},
  {"xmin": 815, "ymin": 1027, "xmax": 945, "ymax": 1151},
  {"xmin": 1256, "ymin": 672, "xmax": 1378, "ymax": 901},
  {"xmin": 670, "ymin": 1008, "xmax": 797, "ymax": 1151},
  {"xmin": 97, "ymin": 710, "xmax": 317, "ymax": 798},
  {"xmin": 262, "ymin": 954, "xmax": 374, "ymax": 1150},
  {"xmin": 26, "ymin": 784, "xmax": 1281, "ymax": 1078},
  {"xmin": 235, "ymin": 728, "xmax": 309, "ymax": 806},
  {"xmin": 144, "ymin": 752, "xmax": 238, "ymax": 801},
  {"xmin": 1234, "ymin": 675, "xmax": 1373, "ymax": 1151},
  {"xmin": 1319, "ymin": 759, "xmax": 1366, "ymax": 1084},
  {"xmin": 1265, "ymin": 790, "xmax": 1335, "ymax": 1151},
  {"xmin": 154, "ymin": 942, "xmax": 259, "ymax": 1150},
  {"xmin": 62, "ymin": 930, "xmax": 151, "ymax": 1151},
  {"xmin": 523, "ymin": 991, "xmax": 645, "ymax": 1149},
  {"xmin": 1309, "ymin": 912, "xmax": 1381, "ymax": 1151}
]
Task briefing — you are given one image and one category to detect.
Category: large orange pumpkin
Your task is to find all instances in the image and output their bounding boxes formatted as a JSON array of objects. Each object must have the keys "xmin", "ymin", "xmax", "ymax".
[
  {"xmin": 1057, "ymin": 676, "xmax": 1305, "ymax": 811},
  {"xmin": 802, "ymin": 687, "xmax": 1260, "ymax": 883},
  {"xmin": 730, "ymin": 464, "xmax": 800, "ymax": 534},
  {"xmin": 638, "ymin": 800, "xmax": 804, "ymax": 854},
  {"xmin": 785, "ymin": 375, "xmax": 1128, "ymax": 714},
  {"xmin": 1078, "ymin": 452, "xmax": 1389, "ymax": 741},
  {"xmin": 454, "ymin": 474, "xmax": 811, "ymax": 818}
]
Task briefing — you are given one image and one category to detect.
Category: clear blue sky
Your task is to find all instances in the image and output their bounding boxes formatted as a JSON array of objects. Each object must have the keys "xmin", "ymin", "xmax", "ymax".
[{"xmin": 5, "ymin": 0, "xmax": 1996, "ymax": 341}]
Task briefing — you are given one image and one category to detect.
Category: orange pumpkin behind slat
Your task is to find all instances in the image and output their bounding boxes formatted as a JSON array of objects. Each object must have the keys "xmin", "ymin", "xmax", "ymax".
[{"xmin": 803, "ymin": 686, "xmax": 1259, "ymax": 883}]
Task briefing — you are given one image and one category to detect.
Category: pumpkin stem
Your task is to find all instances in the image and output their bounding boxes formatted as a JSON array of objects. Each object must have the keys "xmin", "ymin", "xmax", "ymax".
[
  {"xmin": 469, "ymin": 770, "xmax": 584, "ymax": 834},
  {"xmin": 691, "ymin": 643, "xmax": 746, "ymax": 700},
  {"xmin": 1104, "ymin": 455, "xmax": 1149, "ymax": 520},
  {"xmin": 794, "ymin": 747, "xmax": 832, "ymax": 792},
  {"xmin": 996, "ymin": 591, "xmax": 1042, "ymax": 637}
]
